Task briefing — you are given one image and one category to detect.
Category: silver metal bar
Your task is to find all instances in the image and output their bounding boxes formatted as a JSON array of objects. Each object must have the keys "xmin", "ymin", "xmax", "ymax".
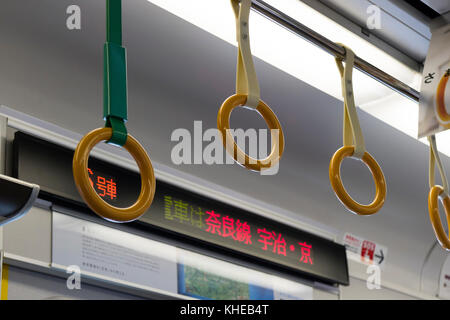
[{"xmin": 251, "ymin": 0, "xmax": 421, "ymax": 102}]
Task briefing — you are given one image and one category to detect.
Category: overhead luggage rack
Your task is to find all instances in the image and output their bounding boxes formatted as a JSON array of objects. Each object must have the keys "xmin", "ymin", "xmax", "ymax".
[{"xmin": 251, "ymin": 0, "xmax": 421, "ymax": 103}]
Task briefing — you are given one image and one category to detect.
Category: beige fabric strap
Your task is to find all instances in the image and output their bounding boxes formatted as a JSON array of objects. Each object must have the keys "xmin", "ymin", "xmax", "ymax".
[
  {"xmin": 428, "ymin": 135, "xmax": 449, "ymax": 197},
  {"xmin": 335, "ymin": 44, "xmax": 366, "ymax": 159},
  {"xmin": 231, "ymin": 0, "xmax": 260, "ymax": 109}
]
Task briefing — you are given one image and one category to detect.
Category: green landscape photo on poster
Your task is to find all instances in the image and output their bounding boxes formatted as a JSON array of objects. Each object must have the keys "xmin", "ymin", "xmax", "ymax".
[{"xmin": 180, "ymin": 264, "xmax": 250, "ymax": 300}]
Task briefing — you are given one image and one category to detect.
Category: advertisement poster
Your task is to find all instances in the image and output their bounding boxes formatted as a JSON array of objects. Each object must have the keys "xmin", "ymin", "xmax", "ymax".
[{"xmin": 418, "ymin": 23, "xmax": 450, "ymax": 138}]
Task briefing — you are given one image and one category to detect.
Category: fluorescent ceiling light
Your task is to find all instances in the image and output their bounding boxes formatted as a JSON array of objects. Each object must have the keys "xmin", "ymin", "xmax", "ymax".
[{"xmin": 146, "ymin": 0, "xmax": 442, "ymax": 153}]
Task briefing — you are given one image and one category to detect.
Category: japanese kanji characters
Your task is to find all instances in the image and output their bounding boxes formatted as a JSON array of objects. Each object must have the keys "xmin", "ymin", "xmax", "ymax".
[
  {"xmin": 87, "ymin": 168, "xmax": 117, "ymax": 201},
  {"xmin": 205, "ymin": 211, "xmax": 252, "ymax": 244},
  {"xmin": 164, "ymin": 195, "xmax": 174, "ymax": 220},
  {"xmin": 222, "ymin": 215, "xmax": 235, "ymax": 237},
  {"xmin": 164, "ymin": 196, "xmax": 205, "ymax": 228},
  {"xmin": 298, "ymin": 242, "xmax": 313, "ymax": 265},
  {"xmin": 173, "ymin": 199, "xmax": 190, "ymax": 224},
  {"xmin": 96, "ymin": 176, "xmax": 117, "ymax": 200},
  {"xmin": 257, "ymin": 228, "xmax": 286, "ymax": 256},
  {"xmin": 205, "ymin": 210, "xmax": 222, "ymax": 235},
  {"xmin": 190, "ymin": 206, "xmax": 205, "ymax": 228},
  {"xmin": 232, "ymin": 220, "xmax": 252, "ymax": 244},
  {"xmin": 163, "ymin": 195, "xmax": 315, "ymax": 267}
]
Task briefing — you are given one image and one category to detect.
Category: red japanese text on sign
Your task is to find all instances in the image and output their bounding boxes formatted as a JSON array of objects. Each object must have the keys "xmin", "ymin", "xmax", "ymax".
[
  {"xmin": 361, "ymin": 240, "xmax": 376, "ymax": 263},
  {"xmin": 87, "ymin": 168, "xmax": 117, "ymax": 201},
  {"xmin": 232, "ymin": 220, "xmax": 252, "ymax": 244},
  {"xmin": 298, "ymin": 242, "xmax": 313, "ymax": 265},
  {"xmin": 205, "ymin": 210, "xmax": 222, "ymax": 235},
  {"xmin": 257, "ymin": 229, "xmax": 287, "ymax": 256},
  {"xmin": 204, "ymin": 211, "xmax": 252, "ymax": 245}
]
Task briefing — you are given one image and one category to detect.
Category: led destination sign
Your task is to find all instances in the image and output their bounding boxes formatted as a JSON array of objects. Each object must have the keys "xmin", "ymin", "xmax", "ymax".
[
  {"xmin": 88, "ymin": 168, "xmax": 118, "ymax": 203},
  {"xmin": 13, "ymin": 132, "xmax": 349, "ymax": 285}
]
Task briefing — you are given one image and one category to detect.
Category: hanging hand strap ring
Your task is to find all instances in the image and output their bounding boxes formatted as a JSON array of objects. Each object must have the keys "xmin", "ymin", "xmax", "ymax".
[
  {"xmin": 329, "ymin": 44, "xmax": 386, "ymax": 215},
  {"xmin": 435, "ymin": 70, "xmax": 450, "ymax": 127},
  {"xmin": 72, "ymin": 0, "xmax": 156, "ymax": 223},
  {"xmin": 217, "ymin": 0, "xmax": 284, "ymax": 172},
  {"xmin": 427, "ymin": 135, "xmax": 450, "ymax": 250}
]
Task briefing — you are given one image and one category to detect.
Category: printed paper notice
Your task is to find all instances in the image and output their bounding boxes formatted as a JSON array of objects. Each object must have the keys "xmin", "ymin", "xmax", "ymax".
[
  {"xmin": 439, "ymin": 255, "xmax": 450, "ymax": 300},
  {"xmin": 52, "ymin": 212, "xmax": 177, "ymax": 293}
]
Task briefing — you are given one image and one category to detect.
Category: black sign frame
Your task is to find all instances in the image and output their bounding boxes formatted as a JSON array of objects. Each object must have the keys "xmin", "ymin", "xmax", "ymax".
[{"xmin": 13, "ymin": 131, "xmax": 349, "ymax": 286}]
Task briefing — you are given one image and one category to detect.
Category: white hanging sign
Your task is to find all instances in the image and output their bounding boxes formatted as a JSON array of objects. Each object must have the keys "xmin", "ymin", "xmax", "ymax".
[{"xmin": 418, "ymin": 22, "xmax": 450, "ymax": 138}]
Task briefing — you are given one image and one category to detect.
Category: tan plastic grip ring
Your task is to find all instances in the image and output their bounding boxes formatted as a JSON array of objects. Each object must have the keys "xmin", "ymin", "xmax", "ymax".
[
  {"xmin": 428, "ymin": 185, "xmax": 450, "ymax": 251},
  {"xmin": 329, "ymin": 146, "xmax": 386, "ymax": 215},
  {"xmin": 73, "ymin": 128, "xmax": 156, "ymax": 223},
  {"xmin": 436, "ymin": 73, "xmax": 450, "ymax": 126},
  {"xmin": 217, "ymin": 94, "xmax": 284, "ymax": 171}
]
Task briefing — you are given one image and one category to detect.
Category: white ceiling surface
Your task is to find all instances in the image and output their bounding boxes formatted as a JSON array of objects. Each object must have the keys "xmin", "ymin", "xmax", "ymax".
[
  {"xmin": 0, "ymin": 0, "xmax": 446, "ymax": 295},
  {"xmin": 318, "ymin": 0, "xmax": 433, "ymax": 62}
]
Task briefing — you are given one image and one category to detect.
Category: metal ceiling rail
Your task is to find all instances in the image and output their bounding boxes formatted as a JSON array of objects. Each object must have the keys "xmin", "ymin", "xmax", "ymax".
[{"xmin": 251, "ymin": 0, "xmax": 421, "ymax": 103}]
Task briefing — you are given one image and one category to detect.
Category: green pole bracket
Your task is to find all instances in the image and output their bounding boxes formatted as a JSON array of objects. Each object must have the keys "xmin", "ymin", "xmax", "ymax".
[{"xmin": 104, "ymin": 0, "xmax": 128, "ymax": 146}]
